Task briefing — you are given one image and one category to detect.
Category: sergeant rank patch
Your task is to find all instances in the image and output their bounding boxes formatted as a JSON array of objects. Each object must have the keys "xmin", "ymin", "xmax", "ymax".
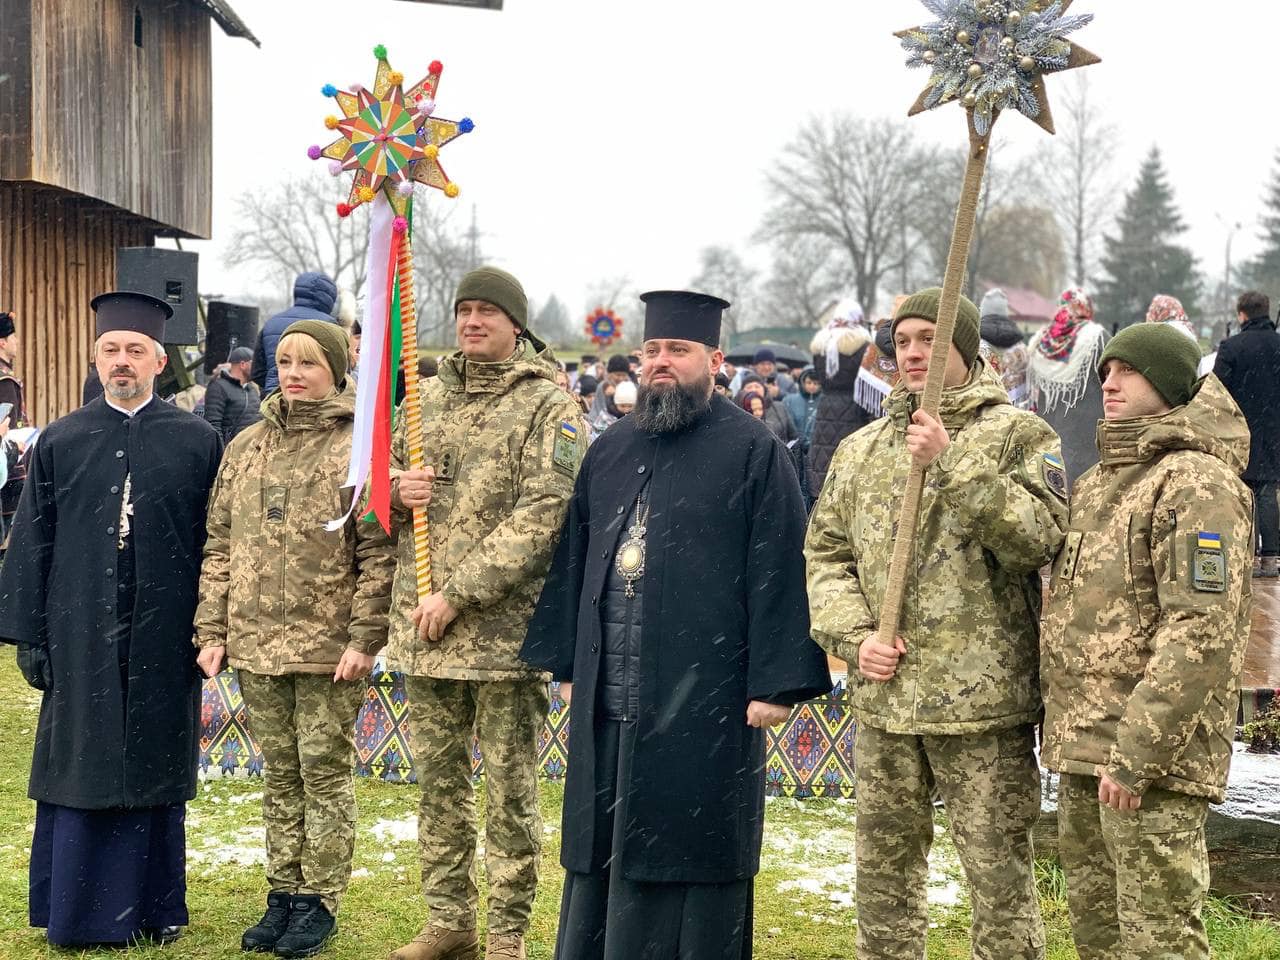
[
  {"xmin": 552, "ymin": 422, "xmax": 579, "ymax": 477},
  {"xmin": 1042, "ymin": 452, "xmax": 1068, "ymax": 500},
  {"xmin": 1192, "ymin": 531, "xmax": 1226, "ymax": 593}
]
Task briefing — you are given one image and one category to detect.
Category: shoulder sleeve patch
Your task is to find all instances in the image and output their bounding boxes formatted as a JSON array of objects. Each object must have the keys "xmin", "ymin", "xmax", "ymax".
[
  {"xmin": 552, "ymin": 421, "xmax": 581, "ymax": 477},
  {"xmin": 1042, "ymin": 452, "xmax": 1068, "ymax": 500},
  {"xmin": 1191, "ymin": 531, "xmax": 1226, "ymax": 592}
]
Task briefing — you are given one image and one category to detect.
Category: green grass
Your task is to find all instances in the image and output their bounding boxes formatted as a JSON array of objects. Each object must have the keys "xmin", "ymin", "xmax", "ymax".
[{"xmin": 0, "ymin": 657, "xmax": 1276, "ymax": 958}]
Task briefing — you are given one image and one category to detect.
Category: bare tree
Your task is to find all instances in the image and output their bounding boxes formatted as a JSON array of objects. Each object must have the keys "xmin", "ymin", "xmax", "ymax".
[
  {"xmin": 911, "ymin": 143, "xmax": 1060, "ymax": 296},
  {"xmin": 759, "ymin": 236, "xmax": 851, "ymax": 329},
  {"xmin": 224, "ymin": 173, "xmax": 482, "ymax": 345},
  {"xmin": 1033, "ymin": 74, "xmax": 1119, "ymax": 288},
  {"xmin": 758, "ymin": 114, "xmax": 934, "ymax": 316},
  {"xmin": 410, "ymin": 201, "xmax": 483, "ymax": 345},
  {"xmin": 689, "ymin": 245, "xmax": 757, "ymax": 337},
  {"xmin": 224, "ymin": 172, "xmax": 370, "ymax": 300}
]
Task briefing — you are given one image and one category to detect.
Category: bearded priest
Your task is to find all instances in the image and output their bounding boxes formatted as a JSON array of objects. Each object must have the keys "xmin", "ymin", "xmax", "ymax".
[{"xmin": 522, "ymin": 289, "xmax": 831, "ymax": 960}]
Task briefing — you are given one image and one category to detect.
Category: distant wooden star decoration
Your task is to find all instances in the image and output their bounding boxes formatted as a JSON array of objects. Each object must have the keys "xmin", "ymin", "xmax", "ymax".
[
  {"xmin": 309, "ymin": 45, "xmax": 474, "ymax": 218},
  {"xmin": 898, "ymin": 0, "xmax": 1099, "ymax": 137}
]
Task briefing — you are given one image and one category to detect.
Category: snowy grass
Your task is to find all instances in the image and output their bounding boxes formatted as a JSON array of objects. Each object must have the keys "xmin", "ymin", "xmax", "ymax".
[{"xmin": 0, "ymin": 658, "xmax": 1277, "ymax": 958}]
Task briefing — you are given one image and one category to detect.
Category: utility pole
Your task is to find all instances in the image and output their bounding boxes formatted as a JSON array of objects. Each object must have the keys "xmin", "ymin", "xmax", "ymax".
[{"xmin": 467, "ymin": 204, "xmax": 479, "ymax": 270}]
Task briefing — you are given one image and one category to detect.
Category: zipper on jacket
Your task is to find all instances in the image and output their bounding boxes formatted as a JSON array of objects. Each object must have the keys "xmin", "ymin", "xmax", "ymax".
[{"xmin": 1167, "ymin": 509, "xmax": 1178, "ymax": 582}]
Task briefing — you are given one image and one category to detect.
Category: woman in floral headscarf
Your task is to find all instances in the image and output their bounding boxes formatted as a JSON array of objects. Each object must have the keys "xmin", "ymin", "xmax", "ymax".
[{"xmin": 1026, "ymin": 287, "xmax": 1109, "ymax": 488}]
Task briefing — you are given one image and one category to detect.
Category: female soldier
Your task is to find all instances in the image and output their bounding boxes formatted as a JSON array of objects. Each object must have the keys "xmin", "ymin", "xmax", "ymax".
[{"xmin": 195, "ymin": 319, "xmax": 395, "ymax": 958}]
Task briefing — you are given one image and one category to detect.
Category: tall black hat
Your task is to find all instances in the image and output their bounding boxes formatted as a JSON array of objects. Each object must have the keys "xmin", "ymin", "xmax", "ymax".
[
  {"xmin": 640, "ymin": 290, "xmax": 729, "ymax": 348},
  {"xmin": 91, "ymin": 291, "xmax": 172, "ymax": 342},
  {"xmin": 0, "ymin": 312, "xmax": 14, "ymax": 339}
]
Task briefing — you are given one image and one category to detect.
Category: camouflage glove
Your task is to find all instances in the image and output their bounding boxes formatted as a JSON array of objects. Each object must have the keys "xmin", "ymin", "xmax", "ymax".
[{"xmin": 16, "ymin": 644, "xmax": 51, "ymax": 691}]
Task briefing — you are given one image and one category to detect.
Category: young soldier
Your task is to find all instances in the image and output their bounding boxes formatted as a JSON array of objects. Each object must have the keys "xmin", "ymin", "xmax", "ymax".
[
  {"xmin": 806, "ymin": 288, "xmax": 1068, "ymax": 960},
  {"xmin": 1041, "ymin": 324, "xmax": 1254, "ymax": 960},
  {"xmin": 389, "ymin": 267, "xmax": 585, "ymax": 960}
]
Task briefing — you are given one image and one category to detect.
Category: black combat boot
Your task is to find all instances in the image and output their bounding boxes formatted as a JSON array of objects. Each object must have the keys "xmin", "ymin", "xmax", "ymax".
[
  {"xmin": 273, "ymin": 895, "xmax": 336, "ymax": 958},
  {"xmin": 240, "ymin": 890, "xmax": 293, "ymax": 952}
]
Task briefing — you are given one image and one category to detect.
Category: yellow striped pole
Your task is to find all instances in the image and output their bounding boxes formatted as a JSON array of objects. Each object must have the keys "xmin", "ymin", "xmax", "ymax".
[{"xmin": 395, "ymin": 228, "xmax": 432, "ymax": 601}]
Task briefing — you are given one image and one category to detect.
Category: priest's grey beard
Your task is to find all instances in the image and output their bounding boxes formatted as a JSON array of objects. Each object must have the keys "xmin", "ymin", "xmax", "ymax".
[
  {"xmin": 633, "ymin": 376, "xmax": 712, "ymax": 434},
  {"xmin": 105, "ymin": 373, "xmax": 154, "ymax": 401}
]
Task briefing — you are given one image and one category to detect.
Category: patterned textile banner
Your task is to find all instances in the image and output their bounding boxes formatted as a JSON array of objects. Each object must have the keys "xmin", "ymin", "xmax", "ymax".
[{"xmin": 199, "ymin": 669, "xmax": 856, "ymax": 795}]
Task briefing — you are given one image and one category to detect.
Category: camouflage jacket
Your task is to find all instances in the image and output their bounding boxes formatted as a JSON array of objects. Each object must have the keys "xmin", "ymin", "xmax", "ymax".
[
  {"xmin": 194, "ymin": 383, "xmax": 395, "ymax": 673},
  {"xmin": 805, "ymin": 362, "xmax": 1068, "ymax": 735},
  {"xmin": 1040, "ymin": 375, "xmax": 1253, "ymax": 802},
  {"xmin": 388, "ymin": 335, "xmax": 585, "ymax": 680}
]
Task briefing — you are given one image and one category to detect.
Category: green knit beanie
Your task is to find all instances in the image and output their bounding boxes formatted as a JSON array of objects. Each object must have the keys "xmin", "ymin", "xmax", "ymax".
[
  {"xmin": 281, "ymin": 319, "xmax": 349, "ymax": 387},
  {"xmin": 454, "ymin": 266, "xmax": 528, "ymax": 332},
  {"xmin": 891, "ymin": 287, "xmax": 982, "ymax": 367},
  {"xmin": 1098, "ymin": 323, "xmax": 1203, "ymax": 408}
]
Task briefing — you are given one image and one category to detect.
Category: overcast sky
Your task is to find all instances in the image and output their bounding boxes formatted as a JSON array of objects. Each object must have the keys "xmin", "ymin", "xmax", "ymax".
[{"xmin": 185, "ymin": 0, "xmax": 1276, "ymax": 325}]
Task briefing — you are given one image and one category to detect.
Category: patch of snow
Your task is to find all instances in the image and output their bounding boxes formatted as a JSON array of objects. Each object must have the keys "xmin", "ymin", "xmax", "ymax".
[
  {"xmin": 351, "ymin": 868, "xmax": 371, "ymax": 879},
  {"xmin": 369, "ymin": 816, "xmax": 417, "ymax": 844},
  {"xmin": 1218, "ymin": 745, "xmax": 1280, "ymax": 824}
]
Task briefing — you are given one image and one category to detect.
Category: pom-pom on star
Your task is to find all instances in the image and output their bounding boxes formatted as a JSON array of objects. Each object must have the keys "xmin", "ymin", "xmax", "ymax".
[
  {"xmin": 898, "ymin": 0, "xmax": 1099, "ymax": 137},
  {"xmin": 312, "ymin": 45, "xmax": 475, "ymax": 217}
]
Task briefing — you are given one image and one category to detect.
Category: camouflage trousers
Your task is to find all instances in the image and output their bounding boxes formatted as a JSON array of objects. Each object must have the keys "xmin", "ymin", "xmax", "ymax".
[
  {"xmin": 404, "ymin": 675, "xmax": 549, "ymax": 935},
  {"xmin": 238, "ymin": 671, "xmax": 367, "ymax": 913},
  {"xmin": 853, "ymin": 722, "xmax": 1044, "ymax": 960},
  {"xmin": 1057, "ymin": 773, "xmax": 1210, "ymax": 960}
]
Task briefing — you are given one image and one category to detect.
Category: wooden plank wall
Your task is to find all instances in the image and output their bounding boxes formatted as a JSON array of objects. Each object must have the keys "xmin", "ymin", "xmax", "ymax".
[
  {"xmin": 0, "ymin": 183, "xmax": 155, "ymax": 426},
  {"xmin": 0, "ymin": 0, "xmax": 34, "ymax": 181},
  {"xmin": 18, "ymin": 0, "xmax": 212, "ymax": 237}
]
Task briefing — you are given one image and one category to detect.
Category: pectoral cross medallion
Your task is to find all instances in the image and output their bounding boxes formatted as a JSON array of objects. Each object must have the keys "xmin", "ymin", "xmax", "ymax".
[{"xmin": 615, "ymin": 498, "xmax": 650, "ymax": 600}]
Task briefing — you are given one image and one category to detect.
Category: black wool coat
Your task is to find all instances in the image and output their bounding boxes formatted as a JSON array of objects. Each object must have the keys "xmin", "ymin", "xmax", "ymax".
[
  {"xmin": 522, "ymin": 392, "xmax": 832, "ymax": 884},
  {"xmin": 1214, "ymin": 317, "xmax": 1280, "ymax": 483},
  {"xmin": 807, "ymin": 345, "xmax": 874, "ymax": 497},
  {"xmin": 0, "ymin": 397, "xmax": 222, "ymax": 809}
]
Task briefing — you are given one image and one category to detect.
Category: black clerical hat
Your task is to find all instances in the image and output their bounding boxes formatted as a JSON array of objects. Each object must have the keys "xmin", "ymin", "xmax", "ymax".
[
  {"xmin": 0, "ymin": 312, "xmax": 14, "ymax": 339},
  {"xmin": 640, "ymin": 290, "xmax": 729, "ymax": 348},
  {"xmin": 91, "ymin": 291, "xmax": 172, "ymax": 342}
]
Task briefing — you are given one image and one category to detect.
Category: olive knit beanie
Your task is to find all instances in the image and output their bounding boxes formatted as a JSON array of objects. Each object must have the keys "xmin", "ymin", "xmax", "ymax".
[
  {"xmin": 1097, "ymin": 323, "xmax": 1203, "ymax": 408},
  {"xmin": 454, "ymin": 266, "xmax": 528, "ymax": 332},
  {"xmin": 281, "ymin": 319, "xmax": 349, "ymax": 387},
  {"xmin": 891, "ymin": 287, "xmax": 982, "ymax": 367}
]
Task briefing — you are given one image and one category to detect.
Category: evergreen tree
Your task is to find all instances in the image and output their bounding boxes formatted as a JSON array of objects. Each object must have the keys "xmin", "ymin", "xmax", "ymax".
[
  {"xmin": 1246, "ymin": 151, "xmax": 1280, "ymax": 300},
  {"xmin": 1096, "ymin": 147, "xmax": 1201, "ymax": 327}
]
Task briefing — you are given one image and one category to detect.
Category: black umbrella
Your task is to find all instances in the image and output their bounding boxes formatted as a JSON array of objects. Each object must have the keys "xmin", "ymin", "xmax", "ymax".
[{"xmin": 724, "ymin": 341, "xmax": 810, "ymax": 369}]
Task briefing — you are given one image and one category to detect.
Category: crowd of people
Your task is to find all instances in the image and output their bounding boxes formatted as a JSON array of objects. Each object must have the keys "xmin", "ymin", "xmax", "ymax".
[{"xmin": 0, "ymin": 269, "xmax": 1274, "ymax": 960}]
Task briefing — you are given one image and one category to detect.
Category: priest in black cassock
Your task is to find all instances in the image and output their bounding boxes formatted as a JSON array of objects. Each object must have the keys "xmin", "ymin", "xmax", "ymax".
[
  {"xmin": 0, "ymin": 291, "xmax": 222, "ymax": 947},
  {"xmin": 521, "ymin": 290, "xmax": 832, "ymax": 959}
]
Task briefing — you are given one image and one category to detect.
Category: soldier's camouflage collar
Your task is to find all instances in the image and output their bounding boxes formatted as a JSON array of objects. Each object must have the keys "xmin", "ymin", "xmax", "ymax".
[
  {"xmin": 885, "ymin": 360, "xmax": 1008, "ymax": 433},
  {"xmin": 439, "ymin": 335, "xmax": 557, "ymax": 395},
  {"xmin": 1095, "ymin": 374, "xmax": 1249, "ymax": 472}
]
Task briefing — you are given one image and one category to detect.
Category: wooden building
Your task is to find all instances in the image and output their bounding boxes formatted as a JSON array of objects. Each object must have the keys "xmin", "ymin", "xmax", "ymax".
[{"xmin": 0, "ymin": 0, "xmax": 256, "ymax": 425}]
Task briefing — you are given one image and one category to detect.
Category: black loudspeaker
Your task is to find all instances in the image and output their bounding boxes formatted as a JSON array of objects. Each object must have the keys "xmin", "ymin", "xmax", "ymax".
[
  {"xmin": 205, "ymin": 301, "xmax": 261, "ymax": 374},
  {"xmin": 115, "ymin": 247, "xmax": 200, "ymax": 345}
]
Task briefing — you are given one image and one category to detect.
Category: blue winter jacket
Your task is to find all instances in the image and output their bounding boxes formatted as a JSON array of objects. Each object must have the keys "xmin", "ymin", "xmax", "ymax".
[{"xmin": 252, "ymin": 272, "xmax": 339, "ymax": 392}]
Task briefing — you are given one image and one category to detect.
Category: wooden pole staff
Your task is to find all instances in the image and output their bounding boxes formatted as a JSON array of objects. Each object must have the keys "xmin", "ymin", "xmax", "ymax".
[
  {"xmin": 394, "ymin": 230, "xmax": 433, "ymax": 601},
  {"xmin": 875, "ymin": 119, "xmax": 991, "ymax": 647}
]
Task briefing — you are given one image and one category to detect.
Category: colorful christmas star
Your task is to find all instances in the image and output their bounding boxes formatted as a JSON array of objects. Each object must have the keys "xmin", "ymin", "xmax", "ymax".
[
  {"xmin": 897, "ymin": 0, "xmax": 1100, "ymax": 137},
  {"xmin": 310, "ymin": 46, "xmax": 474, "ymax": 217}
]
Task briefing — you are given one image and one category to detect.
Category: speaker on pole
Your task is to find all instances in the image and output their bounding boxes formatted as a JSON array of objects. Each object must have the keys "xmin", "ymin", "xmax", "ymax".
[
  {"xmin": 205, "ymin": 301, "xmax": 261, "ymax": 374},
  {"xmin": 115, "ymin": 247, "xmax": 200, "ymax": 345}
]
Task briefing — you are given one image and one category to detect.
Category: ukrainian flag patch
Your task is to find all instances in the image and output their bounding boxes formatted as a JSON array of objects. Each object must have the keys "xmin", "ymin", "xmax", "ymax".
[{"xmin": 1197, "ymin": 531, "xmax": 1221, "ymax": 550}]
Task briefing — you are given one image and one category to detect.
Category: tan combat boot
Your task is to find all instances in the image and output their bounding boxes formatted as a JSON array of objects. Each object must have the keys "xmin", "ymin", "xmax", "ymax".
[
  {"xmin": 389, "ymin": 924, "xmax": 479, "ymax": 960},
  {"xmin": 484, "ymin": 933, "xmax": 526, "ymax": 960}
]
